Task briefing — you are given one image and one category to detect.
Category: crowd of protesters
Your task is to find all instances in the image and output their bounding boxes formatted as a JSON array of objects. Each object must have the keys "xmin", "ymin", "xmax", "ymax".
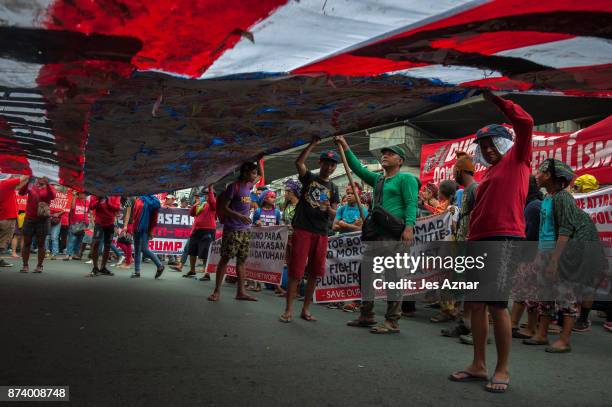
[{"xmin": 0, "ymin": 92, "xmax": 610, "ymax": 395}]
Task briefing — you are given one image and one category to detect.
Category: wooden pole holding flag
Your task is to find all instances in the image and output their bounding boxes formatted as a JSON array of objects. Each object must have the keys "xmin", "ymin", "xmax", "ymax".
[{"xmin": 335, "ymin": 142, "xmax": 366, "ymax": 221}]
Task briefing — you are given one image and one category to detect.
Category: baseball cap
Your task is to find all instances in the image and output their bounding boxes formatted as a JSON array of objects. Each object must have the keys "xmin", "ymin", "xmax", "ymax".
[
  {"xmin": 319, "ymin": 150, "xmax": 340, "ymax": 163},
  {"xmin": 380, "ymin": 146, "xmax": 407, "ymax": 161}
]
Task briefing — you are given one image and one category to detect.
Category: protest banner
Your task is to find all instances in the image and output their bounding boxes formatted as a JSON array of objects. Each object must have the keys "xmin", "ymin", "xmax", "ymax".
[
  {"xmin": 314, "ymin": 212, "xmax": 453, "ymax": 303},
  {"xmin": 205, "ymin": 226, "xmax": 288, "ymax": 285},
  {"xmin": 574, "ymin": 186, "xmax": 612, "ymax": 295},
  {"xmin": 420, "ymin": 117, "xmax": 612, "ymax": 186},
  {"xmin": 149, "ymin": 207, "xmax": 193, "ymax": 255}
]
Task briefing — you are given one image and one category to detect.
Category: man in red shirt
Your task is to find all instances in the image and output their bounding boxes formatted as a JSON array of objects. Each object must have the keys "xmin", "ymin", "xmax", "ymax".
[
  {"xmin": 89, "ymin": 195, "xmax": 122, "ymax": 276},
  {"xmin": 181, "ymin": 186, "xmax": 216, "ymax": 279},
  {"xmin": 19, "ymin": 176, "xmax": 56, "ymax": 273},
  {"xmin": 0, "ymin": 175, "xmax": 29, "ymax": 267},
  {"xmin": 449, "ymin": 91, "xmax": 533, "ymax": 394}
]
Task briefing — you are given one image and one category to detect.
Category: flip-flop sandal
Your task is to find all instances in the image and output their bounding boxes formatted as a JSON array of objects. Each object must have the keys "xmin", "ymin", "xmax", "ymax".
[
  {"xmin": 347, "ymin": 319, "xmax": 377, "ymax": 328},
  {"xmin": 485, "ymin": 379, "xmax": 510, "ymax": 393},
  {"xmin": 279, "ymin": 314, "xmax": 292, "ymax": 323},
  {"xmin": 19, "ymin": 267, "xmax": 29, "ymax": 273},
  {"xmin": 182, "ymin": 272, "xmax": 196, "ymax": 278},
  {"xmin": 545, "ymin": 345, "xmax": 571, "ymax": 353},
  {"xmin": 512, "ymin": 330, "xmax": 532, "ymax": 339},
  {"xmin": 235, "ymin": 295, "xmax": 258, "ymax": 301},
  {"xmin": 522, "ymin": 338, "xmax": 549, "ymax": 345},
  {"xmin": 448, "ymin": 371, "xmax": 488, "ymax": 382},
  {"xmin": 300, "ymin": 313, "xmax": 316, "ymax": 322},
  {"xmin": 33, "ymin": 266, "xmax": 43, "ymax": 273},
  {"xmin": 370, "ymin": 325, "xmax": 400, "ymax": 334}
]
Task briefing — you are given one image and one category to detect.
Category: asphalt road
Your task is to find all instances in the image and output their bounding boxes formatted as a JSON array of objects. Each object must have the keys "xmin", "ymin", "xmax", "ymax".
[{"xmin": 0, "ymin": 257, "xmax": 610, "ymax": 407}]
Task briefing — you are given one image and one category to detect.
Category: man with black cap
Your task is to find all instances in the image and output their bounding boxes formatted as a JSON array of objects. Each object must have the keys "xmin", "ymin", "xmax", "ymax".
[
  {"xmin": 334, "ymin": 136, "xmax": 419, "ymax": 335},
  {"xmin": 279, "ymin": 136, "xmax": 339, "ymax": 323}
]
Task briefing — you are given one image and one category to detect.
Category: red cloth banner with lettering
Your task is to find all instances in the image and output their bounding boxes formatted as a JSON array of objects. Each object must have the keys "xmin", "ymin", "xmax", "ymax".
[{"xmin": 420, "ymin": 116, "xmax": 612, "ymax": 186}]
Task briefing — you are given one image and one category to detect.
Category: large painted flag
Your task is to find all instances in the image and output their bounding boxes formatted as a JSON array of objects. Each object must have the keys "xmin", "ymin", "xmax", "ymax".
[{"xmin": 1, "ymin": 0, "xmax": 610, "ymax": 195}]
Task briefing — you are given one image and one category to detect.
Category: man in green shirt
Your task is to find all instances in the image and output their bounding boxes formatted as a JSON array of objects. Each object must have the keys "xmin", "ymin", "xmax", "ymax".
[{"xmin": 334, "ymin": 135, "xmax": 419, "ymax": 334}]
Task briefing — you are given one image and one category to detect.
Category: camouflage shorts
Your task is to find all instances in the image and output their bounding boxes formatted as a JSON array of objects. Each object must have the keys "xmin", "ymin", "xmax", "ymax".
[{"xmin": 220, "ymin": 230, "xmax": 251, "ymax": 264}]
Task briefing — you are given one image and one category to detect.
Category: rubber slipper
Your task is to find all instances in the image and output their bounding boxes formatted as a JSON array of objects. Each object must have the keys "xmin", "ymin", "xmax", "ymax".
[
  {"xmin": 545, "ymin": 345, "xmax": 571, "ymax": 353},
  {"xmin": 370, "ymin": 325, "xmax": 400, "ymax": 334},
  {"xmin": 448, "ymin": 371, "xmax": 488, "ymax": 382},
  {"xmin": 522, "ymin": 338, "xmax": 549, "ymax": 345},
  {"xmin": 235, "ymin": 294, "xmax": 258, "ymax": 301},
  {"xmin": 485, "ymin": 379, "xmax": 510, "ymax": 393},
  {"xmin": 279, "ymin": 314, "xmax": 292, "ymax": 323},
  {"xmin": 512, "ymin": 330, "xmax": 532, "ymax": 339},
  {"xmin": 300, "ymin": 313, "xmax": 316, "ymax": 322},
  {"xmin": 347, "ymin": 319, "xmax": 377, "ymax": 328}
]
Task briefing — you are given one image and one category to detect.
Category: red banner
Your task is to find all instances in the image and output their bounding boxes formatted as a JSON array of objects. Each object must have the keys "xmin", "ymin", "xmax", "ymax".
[{"xmin": 420, "ymin": 116, "xmax": 612, "ymax": 186}]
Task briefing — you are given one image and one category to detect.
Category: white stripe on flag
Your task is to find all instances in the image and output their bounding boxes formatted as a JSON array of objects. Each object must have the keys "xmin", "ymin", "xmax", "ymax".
[
  {"xmin": 0, "ymin": 112, "xmax": 47, "ymax": 123},
  {"xmin": 0, "ymin": 105, "xmax": 46, "ymax": 114},
  {"xmin": 202, "ymin": 0, "xmax": 479, "ymax": 78},
  {"xmin": 28, "ymin": 158, "xmax": 60, "ymax": 182},
  {"xmin": 496, "ymin": 36, "xmax": 612, "ymax": 69},
  {"xmin": 0, "ymin": 0, "xmax": 53, "ymax": 28},
  {"xmin": 389, "ymin": 65, "xmax": 503, "ymax": 85},
  {"xmin": 0, "ymin": 58, "xmax": 42, "ymax": 88}
]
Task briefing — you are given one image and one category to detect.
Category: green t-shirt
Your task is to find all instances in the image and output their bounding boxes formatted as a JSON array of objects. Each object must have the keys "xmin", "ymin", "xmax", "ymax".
[{"xmin": 345, "ymin": 149, "xmax": 418, "ymax": 226}]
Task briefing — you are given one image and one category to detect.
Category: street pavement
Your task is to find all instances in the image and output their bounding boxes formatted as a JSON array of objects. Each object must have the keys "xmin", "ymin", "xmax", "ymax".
[{"xmin": 0, "ymin": 256, "xmax": 610, "ymax": 407}]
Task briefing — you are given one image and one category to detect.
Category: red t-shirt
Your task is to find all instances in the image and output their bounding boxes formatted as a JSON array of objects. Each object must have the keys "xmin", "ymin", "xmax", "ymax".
[
  {"xmin": 90, "ymin": 196, "xmax": 121, "ymax": 227},
  {"xmin": 0, "ymin": 178, "xmax": 20, "ymax": 220},
  {"xmin": 468, "ymin": 96, "xmax": 533, "ymax": 241},
  {"xmin": 18, "ymin": 182, "xmax": 56, "ymax": 221},
  {"xmin": 190, "ymin": 189, "xmax": 217, "ymax": 230},
  {"xmin": 70, "ymin": 198, "xmax": 89, "ymax": 225}
]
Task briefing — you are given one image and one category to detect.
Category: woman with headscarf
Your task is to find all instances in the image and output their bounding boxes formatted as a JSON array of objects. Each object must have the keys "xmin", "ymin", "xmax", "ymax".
[
  {"xmin": 449, "ymin": 91, "xmax": 533, "ymax": 394},
  {"xmin": 282, "ymin": 179, "xmax": 301, "ymax": 226},
  {"xmin": 522, "ymin": 159, "xmax": 606, "ymax": 353}
]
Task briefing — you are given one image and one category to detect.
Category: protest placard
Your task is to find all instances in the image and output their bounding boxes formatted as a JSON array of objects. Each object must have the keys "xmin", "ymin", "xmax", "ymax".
[
  {"xmin": 149, "ymin": 207, "xmax": 193, "ymax": 255},
  {"xmin": 314, "ymin": 212, "xmax": 453, "ymax": 303},
  {"xmin": 206, "ymin": 226, "xmax": 288, "ymax": 285}
]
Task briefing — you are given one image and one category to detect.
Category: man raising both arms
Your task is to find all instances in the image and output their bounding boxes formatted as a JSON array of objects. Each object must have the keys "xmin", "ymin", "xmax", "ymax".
[
  {"xmin": 334, "ymin": 136, "xmax": 418, "ymax": 334},
  {"xmin": 280, "ymin": 136, "xmax": 339, "ymax": 323}
]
